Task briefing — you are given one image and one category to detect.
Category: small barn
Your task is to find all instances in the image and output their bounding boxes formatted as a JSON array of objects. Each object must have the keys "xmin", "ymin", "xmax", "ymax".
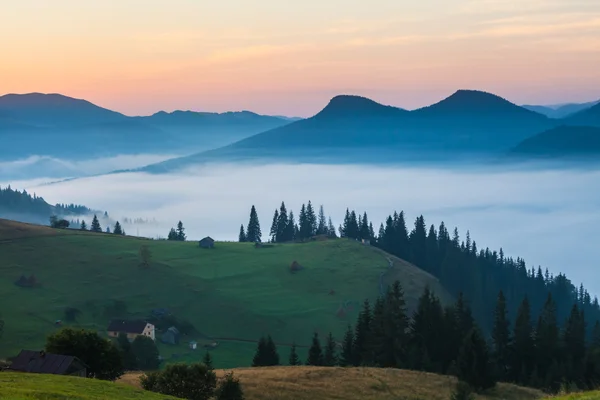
[
  {"xmin": 161, "ymin": 326, "xmax": 180, "ymax": 345},
  {"xmin": 199, "ymin": 237, "xmax": 215, "ymax": 249},
  {"xmin": 189, "ymin": 341, "xmax": 198, "ymax": 350},
  {"xmin": 8, "ymin": 350, "xmax": 87, "ymax": 377}
]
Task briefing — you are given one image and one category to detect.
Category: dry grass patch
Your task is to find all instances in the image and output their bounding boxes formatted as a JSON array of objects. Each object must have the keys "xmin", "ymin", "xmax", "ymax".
[{"xmin": 121, "ymin": 366, "xmax": 544, "ymax": 400}]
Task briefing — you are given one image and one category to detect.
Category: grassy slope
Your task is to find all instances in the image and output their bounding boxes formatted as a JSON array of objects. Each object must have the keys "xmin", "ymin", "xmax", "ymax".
[
  {"xmin": 553, "ymin": 393, "xmax": 600, "ymax": 400},
  {"xmin": 0, "ymin": 219, "xmax": 451, "ymax": 368},
  {"xmin": 0, "ymin": 372, "xmax": 180, "ymax": 400},
  {"xmin": 120, "ymin": 366, "xmax": 545, "ymax": 400}
]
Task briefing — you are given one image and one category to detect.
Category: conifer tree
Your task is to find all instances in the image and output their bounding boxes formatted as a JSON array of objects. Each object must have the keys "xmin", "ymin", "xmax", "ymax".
[
  {"xmin": 238, "ymin": 224, "xmax": 246, "ymax": 242},
  {"xmin": 492, "ymin": 291, "xmax": 511, "ymax": 380},
  {"xmin": 167, "ymin": 228, "xmax": 177, "ymax": 240},
  {"xmin": 298, "ymin": 203, "xmax": 308, "ymax": 240},
  {"xmin": 275, "ymin": 202, "xmax": 289, "ymax": 243},
  {"xmin": 265, "ymin": 335, "xmax": 280, "ymax": 366},
  {"xmin": 90, "ymin": 214, "xmax": 101, "ymax": 232},
  {"xmin": 176, "ymin": 221, "xmax": 186, "ymax": 241},
  {"xmin": 306, "ymin": 201, "xmax": 317, "ymax": 237},
  {"xmin": 252, "ymin": 336, "xmax": 268, "ymax": 367},
  {"xmin": 324, "ymin": 332, "xmax": 338, "ymax": 366},
  {"xmin": 306, "ymin": 332, "xmax": 324, "ymax": 366},
  {"xmin": 317, "ymin": 205, "xmax": 327, "ymax": 235},
  {"xmin": 246, "ymin": 205, "xmax": 262, "ymax": 243},
  {"xmin": 269, "ymin": 209, "xmax": 279, "ymax": 242},
  {"xmin": 510, "ymin": 297, "xmax": 534, "ymax": 384},
  {"xmin": 289, "ymin": 342, "xmax": 301, "ymax": 366},
  {"xmin": 456, "ymin": 327, "xmax": 496, "ymax": 391},
  {"xmin": 353, "ymin": 299, "xmax": 372, "ymax": 366},
  {"xmin": 285, "ymin": 211, "xmax": 296, "ymax": 242},
  {"xmin": 80, "ymin": 220, "xmax": 87, "ymax": 230},
  {"xmin": 563, "ymin": 304, "xmax": 586, "ymax": 383},
  {"xmin": 410, "ymin": 215, "xmax": 429, "ymax": 271},
  {"xmin": 202, "ymin": 351, "xmax": 214, "ymax": 370},
  {"xmin": 113, "ymin": 221, "xmax": 123, "ymax": 235},
  {"xmin": 534, "ymin": 292, "xmax": 560, "ymax": 388},
  {"xmin": 386, "ymin": 281, "xmax": 409, "ymax": 368},
  {"xmin": 340, "ymin": 325, "xmax": 354, "ymax": 367},
  {"xmin": 368, "ymin": 296, "xmax": 387, "ymax": 367},
  {"xmin": 106, "ymin": 226, "xmax": 111, "ymax": 233},
  {"xmin": 327, "ymin": 217, "xmax": 337, "ymax": 238}
]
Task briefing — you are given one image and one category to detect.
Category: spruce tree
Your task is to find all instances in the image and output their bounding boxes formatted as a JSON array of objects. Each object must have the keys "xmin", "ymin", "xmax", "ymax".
[
  {"xmin": 563, "ymin": 303, "xmax": 586, "ymax": 383},
  {"xmin": 176, "ymin": 221, "xmax": 186, "ymax": 241},
  {"xmin": 306, "ymin": 201, "xmax": 317, "ymax": 237},
  {"xmin": 90, "ymin": 214, "xmax": 101, "ymax": 232},
  {"xmin": 306, "ymin": 332, "xmax": 324, "ymax": 366},
  {"xmin": 238, "ymin": 224, "xmax": 247, "ymax": 242},
  {"xmin": 285, "ymin": 211, "xmax": 296, "ymax": 242},
  {"xmin": 252, "ymin": 336, "xmax": 268, "ymax": 367},
  {"xmin": 80, "ymin": 220, "xmax": 87, "ymax": 230},
  {"xmin": 534, "ymin": 292, "xmax": 560, "ymax": 389},
  {"xmin": 275, "ymin": 202, "xmax": 288, "ymax": 243},
  {"xmin": 269, "ymin": 209, "xmax": 279, "ymax": 242},
  {"xmin": 324, "ymin": 332, "xmax": 338, "ymax": 366},
  {"xmin": 298, "ymin": 203, "xmax": 308, "ymax": 240},
  {"xmin": 106, "ymin": 226, "xmax": 111, "ymax": 233},
  {"xmin": 167, "ymin": 228, "xmax": 177, "ymax": 240},
  {"xmin": 386, "ymin": 281, "xmax": 409, "ymax": 368},
  {"xmin": 246, "ymin": 205, "xmax": 262, "ymax": 243},
  {"xmin": 317, "ymin": 205, "xmax": 327, "ymax": 235},
  {"xmin": 492, "ymin": 291, "xmax": 511, "ymax": 380},
  {"xmin": 202, "ymin": 351, "xmax": 214, "ymax": 370},
  {"xmin": 456, "ymin": 327, "xmax": 496, "ymax": 391},
  {"xmin": 510, "ymin": 297, "xmax": 534, "ymax": 384},
  {"xmin": 340, "ymin": 325, "xmax": 354, "ymax": 367},
  {"xmin": 265, "ymin": 335, "xmax": 280, "ymax": 366},
  {"xmin": 327, "ymin": 217, "xmax": 337, "ymax": 238},
  {"xmin": 113, "ymin": 221, "xmax": 123, "ymax": 235},
  {"xmin": 353, "ymin": 299, "xmax": 372, "ymax": 366},
  {"xmin": 289, "ymin": 342, "xmax": 301, "ymax": 366}
]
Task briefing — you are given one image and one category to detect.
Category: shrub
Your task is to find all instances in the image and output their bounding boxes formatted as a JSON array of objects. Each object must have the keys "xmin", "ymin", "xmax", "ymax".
[
  {"xmin": 141, "ymin": 363, "xmax": 217, "ymax": 400},
  {"xmin": 131, "ymin": 335, "xmax": 160, "ymax": 371},
  {"xmin": 215, "ymin": 371, "xmax": 244, "ymax": 400},
  {"xmin": 450, "ymin": 381, "xmax": 475, "ymax": 400}
]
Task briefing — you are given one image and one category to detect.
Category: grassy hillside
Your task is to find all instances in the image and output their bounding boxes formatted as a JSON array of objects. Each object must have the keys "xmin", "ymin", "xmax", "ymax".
[
  {"xmin": 120, "ymin": 366, "xmax": 545, "ymax": 400},
  {"xmin": 0, "ymin": 219, "xmax": 451, "ymax": 368},
  {"xmin": 0, "ymin": 372, "xmax": 180, "ymax": 400}
]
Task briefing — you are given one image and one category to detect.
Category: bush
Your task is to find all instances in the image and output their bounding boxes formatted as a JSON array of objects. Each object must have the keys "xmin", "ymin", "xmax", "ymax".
[
  {"xmin": 450, "ymin": 381, "xmax": 475, "ymax": 400},
  {"xmin": 215, "ymin": 371, "xmax": 244, "ymax": 400},
  {"xmin": 131, "ymin": 335, "xmax": 160, "ymax": 371},
  {"xmin": 140, "ymin": 363, "xmax": 217, "ymax": 400},
  {"xmin": 45, "ymin": 327, "xmax": 124, "ymax": 380}
]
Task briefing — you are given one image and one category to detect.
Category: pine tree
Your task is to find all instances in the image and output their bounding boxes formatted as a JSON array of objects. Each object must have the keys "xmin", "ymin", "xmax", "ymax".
[
  {"xmin": 167, "ymin": 228, "xmax": 177, "ymax": 240},
  {"xmin": 202, "ymin": 351, "xmax": 214, "ymax": 370},
  {"xmin": 306, "ymin": 201, "xmax": 317, "ymax": 237},
  {"xmin": 113, "ymin": 221, "xmax": 123, "ymax": 235},
  {"xmin": 510, "ymin": 297, "xmax": 534, "ymax": 384},
  {"xmin": 265, "ymin": 335, "xmax": 280, "ymax": 366},
  {"xmin": 289, "ymin": 342, "xmax": 301, "ymax": 366},
  {"xmin": 105, "ymin": 226, "xmax": 111, "ymax": 233},
  {"xmin": 246, "ymin": 205, "xmax": 262, "ymax": 243},
  {"xmin": 324, "ymin": 332, "xmax": 338, "ymax": 366},
  {"xmin": 276, "ymin": 202, "xmax": 289, "ymax": 243},
  {"xmin": 368, "ymin": 296, "xmax": 386, "ymax": 367},
  {"xmin": 90, "ymin": 214, "xmax": 101, "ymax": 232},
  {"xmin": 563, "ymin": 303, "xmax": 586, "ymax": 383},
  {"xmin": 317, "ymin": 205, "xmax": 327, "ymax": 235},
  {"xmin": 327, "ymin": 217, "xmax": 337, "ymax": 238},
  {"xmin": 80, "ymin": 220, "xmax": 87, "ymax": 230},
  {"xmin": 353, "ymin": 299, "xmax": 372, "ymax": 366},
  {"xmin": 252, "ymin": 336, "xmax": 268, "ymax": 367},
  {"xmin": 492, "ymin": 291, "xmax": 511, "ymax": 380},
  {"xmin": 298, "ymin": 203, "xmax": 308, "ymax": 240},
  {"xmin": 284, "ymin": 211, "xmax": 296, "ymax": 242},
  {"xmin": 269, "ymin": 209, "xmax": 279, "ymax": 242},
  {"xmin": 176, "ymin": 221, "xmax": 186, "ymax": 241},
  {"xmin": 340, "ymin": 325, "xmax": 354, "ymax": 367},
  {"xmin": 238, "ymin": 224, "xmax": 247, "ymax": 242},
  {"xmin": 534, "ymin": 292, "xmax": 560, "ymax": 389},
  {"xmin": 456, "ymin": 327, "xmax": 496, "ymax": 391},
  {"xmin": 306, "ymin": 332, "xmax": 324, "ymax": 366},
  {"xmin": 386, "ymin": 281, "xmax": 409, "ymax": 368}
]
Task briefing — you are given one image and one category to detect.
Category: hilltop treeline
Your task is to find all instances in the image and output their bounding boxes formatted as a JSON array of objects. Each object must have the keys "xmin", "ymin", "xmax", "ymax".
[
  {"xmin": 0, "ymin": 185, "xmax": 91, "ymax": 219},
  {"xmin": 254, "ymin": 282, "xmax": 600, "ymax": 394},
  {"xmin": 238, "ymin": 201, "xmax": 600, "ymax": 338}
]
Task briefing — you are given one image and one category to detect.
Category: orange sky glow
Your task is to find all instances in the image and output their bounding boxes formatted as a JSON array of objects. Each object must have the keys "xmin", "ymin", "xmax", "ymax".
[{"xmin": 1, "ymin": 0, "xmax": 599, "ymax": 117}]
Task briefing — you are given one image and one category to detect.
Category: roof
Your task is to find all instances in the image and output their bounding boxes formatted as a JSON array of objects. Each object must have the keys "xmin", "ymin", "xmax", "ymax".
[
  {"xmin": 9, "ymin": 350, "xmax": 85, "ymax": 374},
  {"xmin": 199, "ymin": 236, "xmax": 214, "ymax": 243},
  {"xmin": 107, "ymin": 319, "xmax": 150, "ymax": 334},
  {"xmin": 167, "ymin": 326, "xmax": 180, "ymax": 334}
]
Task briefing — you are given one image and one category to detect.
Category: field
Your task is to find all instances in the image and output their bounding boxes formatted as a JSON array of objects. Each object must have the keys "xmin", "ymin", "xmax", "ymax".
[
  {"xmin": 119, "ymin": 366, "xmax": 545, "ymax": 400},
  {"xmin": 0, "ymin": 371, "xmax": 179, "ymax": 400},
  {"xmin": 553, "ymin": 393, "xmax": 600, "ymax": 399},
  {"xmin": 0, "ymin": 219, "xmax": 451, "ymax": 368}
]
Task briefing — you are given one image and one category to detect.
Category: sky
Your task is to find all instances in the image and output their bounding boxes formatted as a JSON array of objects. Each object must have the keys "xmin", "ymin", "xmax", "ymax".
[
  {"xmin": 1, "ymin": 0, "xmax": 600, "ymax": 117},
  {"xmin": 3, "ymin": 163, "xmax": 600, "ymax": 296}
]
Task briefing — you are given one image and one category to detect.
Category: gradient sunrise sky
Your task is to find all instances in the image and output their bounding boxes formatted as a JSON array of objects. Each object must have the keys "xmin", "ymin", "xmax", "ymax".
[{"xmin": 1, "ymin": 0, "xmax": 599, "ymax": 117}]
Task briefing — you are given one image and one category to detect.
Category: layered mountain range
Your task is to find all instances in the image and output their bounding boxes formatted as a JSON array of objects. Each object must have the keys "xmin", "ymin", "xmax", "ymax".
[{"xmin": 1, "ymin": 91, "xmax": 599, "ymax": 176}]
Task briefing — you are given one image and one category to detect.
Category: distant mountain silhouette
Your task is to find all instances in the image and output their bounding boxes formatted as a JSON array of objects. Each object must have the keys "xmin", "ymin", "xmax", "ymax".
[
  {"xmin": 522, "ymin": 100, "xmax": 600, "ymax": 119},
  {"xmin": 0, "ymin": 93, "xmax": 295, "ymax": 161},
  {"xmin": 509, "ymin": 125, "xmax": 600, "ymax": 158},
  {"xmin": 564, "ymin": 102, "xmax": 600, "ymax": 127},
  {"xmin": 136, "ymin": 90, "xmax": 560, "ymax": 173}
]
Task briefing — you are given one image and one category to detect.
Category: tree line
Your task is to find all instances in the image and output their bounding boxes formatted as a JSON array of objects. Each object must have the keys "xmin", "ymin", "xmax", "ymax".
[
  {"xmin": 54, "ymin": 214, "xmax": 126, "ymax": 236},
  {"xmin": 252, "ymin": 280, "xmax": 600, "ymax": 394},
  {"xmin": 238, "ymin": 201, "xmax": 600, "ymax": 340},
  {"xmin": 0, "ymin": 185, "xmax": 92, "ymax": 220}
]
